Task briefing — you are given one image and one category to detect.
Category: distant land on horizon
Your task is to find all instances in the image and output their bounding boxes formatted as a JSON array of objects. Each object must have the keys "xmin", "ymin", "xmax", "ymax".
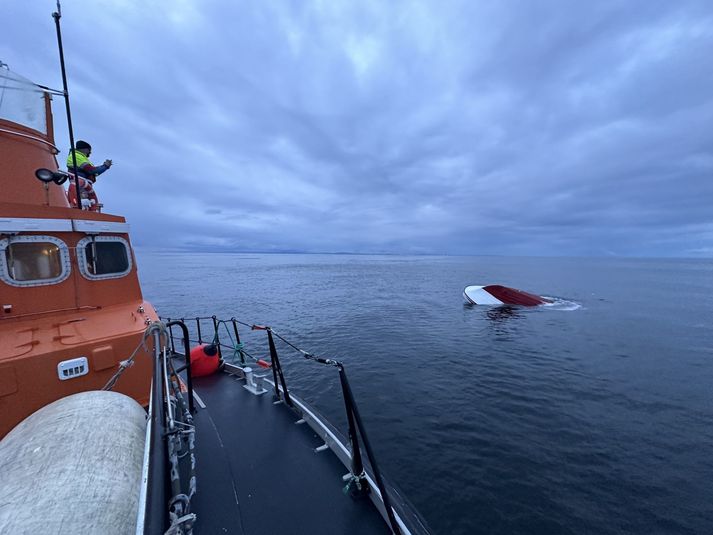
[{"xmin": 132, "ymin": 246, "xmax": 711, "ymax": 260}]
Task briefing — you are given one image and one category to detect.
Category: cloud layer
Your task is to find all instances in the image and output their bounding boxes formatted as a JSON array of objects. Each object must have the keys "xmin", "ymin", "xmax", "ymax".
[{"xmin": 3, "ymin": 0, "xmax": 713, "ymax": 256}]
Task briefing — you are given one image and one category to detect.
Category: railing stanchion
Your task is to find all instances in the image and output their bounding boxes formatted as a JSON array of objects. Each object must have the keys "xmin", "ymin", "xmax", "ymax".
[
  {"xmin": 196, "ymin": 318, "xmax": 202, "ymax": 344},
  {"xmin": 166, "ymin": 320, "xmax": 195, "ymax": 414},
  {"xmin": 267, "ymin": 329, "xmax": 292, "ymax": 406},
  {"xmin": 167, "ymin": 318, "xmax": 175, "ymax": 353},
  {"xmin": 231, "ymin": 318, "xmax": 245, "ymax": 365},
  {"xmin": 339, "ymin": 365, "xmax": 401, "ymax": 535},
  {"xmin": 339, "ymin": 365, "xmax": 365, "ymax": 484},
  {"xmin": 212, "ymin": 315, "xmax": 222, "ymax": 361}
]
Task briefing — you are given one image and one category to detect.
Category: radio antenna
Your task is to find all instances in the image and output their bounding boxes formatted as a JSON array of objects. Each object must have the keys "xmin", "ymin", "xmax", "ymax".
[{"xmin": 52, "ymin": 0, "xmax": 82, "ymax": 209}]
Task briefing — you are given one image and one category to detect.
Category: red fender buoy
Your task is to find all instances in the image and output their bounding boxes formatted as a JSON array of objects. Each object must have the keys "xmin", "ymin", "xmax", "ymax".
[{"xmin": 189, "ymin": 344, "xmax": 220, "ymax": 377}]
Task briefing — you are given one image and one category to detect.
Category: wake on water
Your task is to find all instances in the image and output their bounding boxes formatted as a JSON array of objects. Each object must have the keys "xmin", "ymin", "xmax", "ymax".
[
  {"xmin": 462, "ymin": 297, "xmax": 581, "ymax": 311},
  {"xmin": 541, "ymin": 297, "xmax": 581, "ymax": 311}
]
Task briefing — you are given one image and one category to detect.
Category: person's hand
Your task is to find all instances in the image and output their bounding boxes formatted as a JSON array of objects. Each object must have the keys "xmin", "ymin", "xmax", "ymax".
[{"xmin": 104, "ymin": 159, "xmax": 113, "ymax": 168}]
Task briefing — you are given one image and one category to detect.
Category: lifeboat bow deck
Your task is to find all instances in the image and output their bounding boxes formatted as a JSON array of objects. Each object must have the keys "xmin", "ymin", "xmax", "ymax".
[{"xmin": 189, "ymin": 368, "xmax": 393, "ymax": 535}]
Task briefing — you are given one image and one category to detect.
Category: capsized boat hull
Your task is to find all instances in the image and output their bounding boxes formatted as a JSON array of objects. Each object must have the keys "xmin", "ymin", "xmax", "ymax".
[{"xmin": 463, "ymin": 284, "xmax": 551, "ymax": 306}]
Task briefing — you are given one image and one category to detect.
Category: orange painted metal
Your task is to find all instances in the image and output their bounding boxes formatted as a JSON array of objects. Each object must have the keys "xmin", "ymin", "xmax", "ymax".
[
  {"xmin": 0, "ymin": 78, "xmax": 157, "ymax": 438},
  {"xmin": 0, "ymin": 99, "xmax": 68, "ymax": 208}
]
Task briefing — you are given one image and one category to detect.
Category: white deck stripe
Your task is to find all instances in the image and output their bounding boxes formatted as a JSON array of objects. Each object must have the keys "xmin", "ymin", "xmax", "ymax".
[
  {"xmin": 264, "ymin": 377, "xmax": 414, "ymax": 535},
  {"xmin": 192, "ymin": 390, "xmax": 207, "ymax": 409}
]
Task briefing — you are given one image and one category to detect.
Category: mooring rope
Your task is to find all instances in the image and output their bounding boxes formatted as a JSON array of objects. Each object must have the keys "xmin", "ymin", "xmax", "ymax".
[
  {"xmin": 215, "ymin": 320, "xmax": 247, "ymax": 364},
  {"xmin": 102, "ymin": 322, "xmax": 167, "ymax": 391}
]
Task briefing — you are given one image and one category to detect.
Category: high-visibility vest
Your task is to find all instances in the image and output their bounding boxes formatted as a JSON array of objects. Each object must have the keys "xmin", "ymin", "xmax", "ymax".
[{"xmin": 66, "ymin": 149, "xmax": 91, "ymax": 169}]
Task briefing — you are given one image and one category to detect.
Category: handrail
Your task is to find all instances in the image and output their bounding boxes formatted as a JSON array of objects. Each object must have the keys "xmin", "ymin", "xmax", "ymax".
[
  {"xmin": 165, "ymin": 317, "xmax": 257, "ymax": 367},
  {"xmin": 338, "ymin": 364, "xmax": 401, "ymax": 534},
  {"xmin": 165, "ymin": 319, "xmax": 195, "ymax": 414},
  {"xmin": 143, "ymin": 326, "xmax": 169, "ymax": 534},
  {"xmin": 267, "ymin": 328, "xmax": 293, "ymax": 406},
  {"xmin": 0, "ymin": 126, "xmax": 60, "ymax": 153},
  {"xmin": 142, "ymin": 322, "xmax": 197, "ymax": 534}
]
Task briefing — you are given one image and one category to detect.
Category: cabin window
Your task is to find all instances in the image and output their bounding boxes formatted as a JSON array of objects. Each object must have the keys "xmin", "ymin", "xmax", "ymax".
[
  {"xmin": 0, "ymin": 236, "xmax": 71, "ymax": 287},
  {"xmin": 0, "ymin": 69, "xmax": 47, "ymax": 134},
  {"xmin": 77, "ymin": 236, "xmax": 132, "ymax": 280}
]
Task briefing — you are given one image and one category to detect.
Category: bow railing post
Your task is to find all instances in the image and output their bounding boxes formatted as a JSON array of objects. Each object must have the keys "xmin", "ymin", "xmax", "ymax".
[
  {"xmin": 339, "ymin": 365, "xmax": 401, "ymax": 534},
  {"xmin": 338, "ymin": 364, "xmax": 369, "ymax": 498},
  {"xmin": 168, "ymin": 319, "xmax": 176, "ymax": 353},
  {"xmin": 267, "ymin": 328, "xmax": 292, "ymax": 406},
  {"xmin": 231, "ymin": 318, "xmax": 245, "ymax": 365},
  {"xmin": 166, "ymin": 319, "xmax": 195, "ymax": 414},
  {"xmin": 211, "ymin": 316, "xmax": 222, "ymax": 361}
]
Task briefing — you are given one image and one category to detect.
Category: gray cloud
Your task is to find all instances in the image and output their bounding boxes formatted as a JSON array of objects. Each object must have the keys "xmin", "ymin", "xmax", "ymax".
[{"xmin": 3, "ymin": 0, "xmax": 712, "ymax": 256}]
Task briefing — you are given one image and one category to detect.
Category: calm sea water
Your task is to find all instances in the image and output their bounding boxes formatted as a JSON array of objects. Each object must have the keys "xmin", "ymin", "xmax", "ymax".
[{"xmin": 136, "ymin": 251, "xmax": 713, "ymax": 535}]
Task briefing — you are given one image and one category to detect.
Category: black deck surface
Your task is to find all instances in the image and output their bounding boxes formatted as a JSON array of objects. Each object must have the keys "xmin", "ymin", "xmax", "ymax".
[{"xmin": 189, "ymin": 371, "xmax": 391, "ymax": 535}]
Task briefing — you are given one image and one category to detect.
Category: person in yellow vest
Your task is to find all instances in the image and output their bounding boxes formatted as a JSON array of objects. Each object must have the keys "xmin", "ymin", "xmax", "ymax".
[
  {"xmin": 66, "ymin": 140, "xmax": 112, "ymax": 181},
  {"xmin": 66, "ymin": 140, "xmax": 112, "ymax": 210}
]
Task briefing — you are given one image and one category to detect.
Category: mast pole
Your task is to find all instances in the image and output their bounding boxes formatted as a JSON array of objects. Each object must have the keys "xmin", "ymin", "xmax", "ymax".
[{"xmin": 52, "ymin": 0, "xmax": 82, "ymax": 210}]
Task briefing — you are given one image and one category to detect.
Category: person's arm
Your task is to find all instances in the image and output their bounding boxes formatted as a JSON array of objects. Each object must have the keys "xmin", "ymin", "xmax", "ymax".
[{"xmin": 79, "ymin": 160, "xmax": 111, "ymax": 177}]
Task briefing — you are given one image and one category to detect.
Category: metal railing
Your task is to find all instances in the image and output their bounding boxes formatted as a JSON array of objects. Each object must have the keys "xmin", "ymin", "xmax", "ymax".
[
  {"xmin": 142, "ymin": 322, "xmax": 197, "ymax": 535},
  {"xmin": 142, "ymin": 326, "xmax": 168, "ymax": 535},
  {"xmin": 165, "ymin": 320, "xmax": 195, "ymax": 414}
]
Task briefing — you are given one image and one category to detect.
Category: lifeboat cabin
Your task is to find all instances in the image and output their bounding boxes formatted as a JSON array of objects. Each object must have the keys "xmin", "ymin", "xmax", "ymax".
[{"xmin": 0, "ymin": 67, "xmax": 156, "ymax": 438}]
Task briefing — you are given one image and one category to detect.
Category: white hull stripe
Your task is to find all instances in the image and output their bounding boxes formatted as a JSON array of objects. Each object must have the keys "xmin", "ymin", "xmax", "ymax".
[
  {"xmin": 463, "ymin": 286, "xmax": 505, "ymax": 305},
  {"xmin": 0, "ymin": 217, "xmax": 72, "ymax": 232},
  {"xmin": 0, "ymin": 217, "xmax": 128, "ymax": 234},
  {"xmin": 72, "ymin": 219, "xmax": 129, "ymax": 234}
]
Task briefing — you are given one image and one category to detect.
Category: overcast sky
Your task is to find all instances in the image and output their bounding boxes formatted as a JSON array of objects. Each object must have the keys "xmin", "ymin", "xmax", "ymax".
[{"xmin": 3, "ymin": 1, "xmax": 712, "ymax": 256}]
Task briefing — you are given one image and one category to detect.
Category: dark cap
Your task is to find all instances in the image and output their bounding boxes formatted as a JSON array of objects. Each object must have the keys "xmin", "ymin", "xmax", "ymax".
[{"xmin": 76, "ymin": 140, "xmax": 91, "ymax": 151}]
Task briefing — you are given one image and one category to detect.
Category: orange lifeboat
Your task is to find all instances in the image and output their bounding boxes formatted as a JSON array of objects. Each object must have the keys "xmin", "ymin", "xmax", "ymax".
[{"xmin": 0, "ymin": 67, "xmax": 155, "ymax": 438}]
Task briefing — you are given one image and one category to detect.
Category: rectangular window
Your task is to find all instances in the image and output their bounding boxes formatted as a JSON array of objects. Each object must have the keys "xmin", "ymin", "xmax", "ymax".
[
  {"xmin": 5, "ymin": 242, "xmax": 62, "ymax": 281},
  {"xmin": 85, "ymin": 240, "xmax": 130, "ymax": 275},
  {"xmin": 0, "ymin": 69, "xmax": 48, "ymax": 134}
]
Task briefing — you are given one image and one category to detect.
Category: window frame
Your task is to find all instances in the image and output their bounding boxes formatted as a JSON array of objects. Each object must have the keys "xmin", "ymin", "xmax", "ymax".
[
  {"xmin": 76, "ymin": 235, "xmax": 133, "ymax": 280},
  {"xmin": 0, "ymin": 235, "xmax": 71, "ymax": 287}
]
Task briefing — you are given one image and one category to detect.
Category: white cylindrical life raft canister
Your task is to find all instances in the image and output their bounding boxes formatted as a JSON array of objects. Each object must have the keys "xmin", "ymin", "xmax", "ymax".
[{"xmin": 0, "ymin": 390, "xmax": 147, "ymax": 535}]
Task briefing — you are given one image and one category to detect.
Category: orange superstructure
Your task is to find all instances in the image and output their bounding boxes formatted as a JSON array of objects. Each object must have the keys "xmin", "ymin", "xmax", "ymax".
[{"xmin": 0, "ymin": 68, "xmax": 155, "ymax": 437}]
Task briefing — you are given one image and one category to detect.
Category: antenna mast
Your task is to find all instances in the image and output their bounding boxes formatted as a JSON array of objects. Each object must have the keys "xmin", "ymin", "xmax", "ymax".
[{"xmin": 52, "ymin": 0, "xmax": 82, "ymax": 210}]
